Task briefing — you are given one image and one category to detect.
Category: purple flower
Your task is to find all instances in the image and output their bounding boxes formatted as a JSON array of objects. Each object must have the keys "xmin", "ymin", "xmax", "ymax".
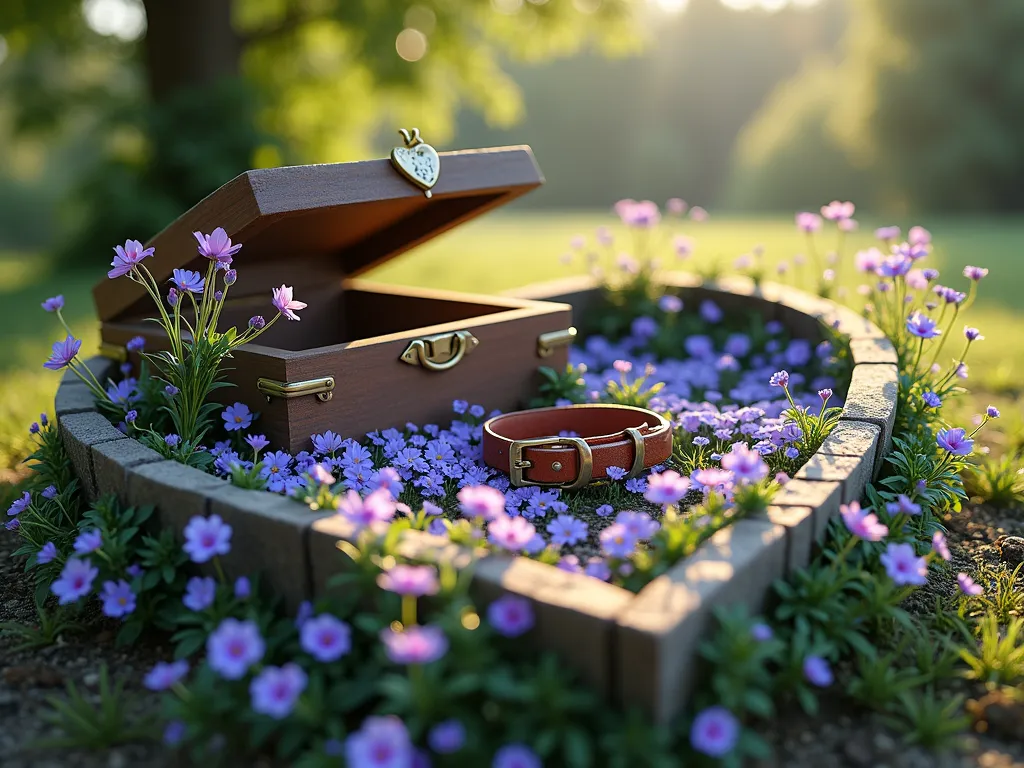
[
  {"xmin": 906, "ymin": 312, "xmax": 941, "ymax": 339},
  {"xmin": 840, "ymin": 501, "xmax": 888, "ymax": 541},
  {"xmin": 37, "ymin": 541, "xmax": 58, "ymax": 564},
  {"xmin": 818, "ymin": 388, "xmax": 833, "ymax": 403},
  {"xmin": 5, "ymin": 518, "xmax": 19, "ymax": 531},
  {"xmin": 378, "ymin": 565, "xmax": 440, "ymax": 597},
  {"xmin": 557, "ymin": 554, "xmax": 582, "ymax": 574},
  {"xmin": 310, "ymin": 463, "xmax": 336, "ymax": 485},
  {"xmin": 249, "ymin": 315, "xmax": 266, "ymax": 330},
  {"xmin": 606, "ymin": 466, "xmax": 627, "ymax": 481},
  {"xmin": 546, "ymin": 515, "xmax": 588, "ymax": 547},
  {"xmin": 934, "ymin": 285, "xmax": 966, "ymax": 305},
  {"xmin": 182, "ymin": 514, "xmax": 232, "ymax": 563},
  {"xmin": 194, "ymin": 227, "xmax": 242, "ymax": 265},
  {"xmin": 644, "ymin": 470, "xmax": 690, "ymax": 505},
  {"xmin": 29, "ymin": 422, "xmax": 39, "ymax": 434},
  {"xmin": 245, "ymin": 434, "xmax": 269, "ymax": 453},
  {"xmin": 880, "ymin": 542, "xmax": 929, "ymax": 586},
  {"xmin": 488, "ymin": 515, "xmax": 537, "ymax": 551},
  {"xmin": 7, "ymin": 491, "xmax": 30, "ymax": 516},
  {"xmin": 108, "ymin": 239, "xmax": 155, "ymax": 279},
  {"xmin": 751, "ymin": 622, "xmax": 773, "ymax": 642},
  {"xmin": 721, "ymin": 442, "xmax": 769, "ymax": 484},
  {"xmin": 234, "ymin": 576, "xmax": 251, "ymax": 599},
  {"xmin": 795, "ymin": 212, "xmax": 822, "ymax": 232},
  {"xmin": 380, "ymin": 624, "xmax": 448, "ymax": 665},
  {"xmin": 936, "ymin": 427, "xmax": 973, "ymax": 456},
  {"xmin": 346, "ymin": 716, "xmax": 412, "ymax": 768},
  {"xmin": 616, "ymin": 198, "xmax": 660, "ymax": 228},
  {"xmin": 922, "ymin": 392, "xmax": 941, "ymax": 408},
  {"xmin": 616, "ymin": 510, "xmax": 659, "ymax": 539},
  {"xmin": 224, "ymin": 269, "xmax": 237, "ymax": 286},
  {"xmin": 51, "ymin": 558, "xmax": 98, "ymax": 605},
  {"xmin": 73, "ymin": 529, "xmax": 102, "ymax": 555},
  {"xmin": 300, "ymin": 613, "xmax": 352, "ymax": 662},
  {"xmin": 595, "ymin": 503, "xmax": 614, "ymax": 517},
  {"xmin": 689, "ymin": 706, "xmax": 739, "ymax": 758},
  {"xmin": 124, "ymin": 410, "xmax": 137, "ymax": 425},
  {"xmin": 163, "ymin": 720, "xmax": 186, "ymax": 746},
  {"xmin": 250, "ymin": 663, "xmax": 307, "ymax": 720},
  {"xmin": 43, "ymin": 335, "xmax": 82, "ymax": 370},
  {"xmin": 182, "ymin": 576, "xmax": 217, "ymax": 611},
  {"xmin": 986, "ymin": 405, "xmax": 1000, "ymax": 419},
  {"xmin": 885, "ymin": 494, "xmax": 922, "ymax": 516},
  {"xmin": 932, "ymin": 531, "xmax": 951, "ymax": 562},
  {"xmin": 821, "ymin": 200, "xmax": 854, "ymax": 220},
  {"xmin": 164, "ymin": 384, "xmax": 178, "ymax": 396},
  {"xmin": 164, "ymin": 434, "xmax": 180, "ymax": 448},
  {"xmin": 144, "ymin": 660, "xmax": 189, "ymax": 691},
  {"xmin": 803, "ymin": 655, "xmax": 833, "ymax": 687},
  {"xmin": 271, "ymin": 284, "xmax": 307, "ymax": 321},
  {"xmin": 338, "ymin": 488, "xmax": 397, "ymax": 530},
  {"xmin": 875, "ymin": 226, "xmax": 900, "ymax": 241},
  {"xmin": 964, "ymin": 326, "xmax": 984, "ymax": 342},
  {"xmin": 458, "ymin": 485, "xmax": 506, "ymax": 521},
  {"xmin": 493, "ymin": 744, "xmax": 542, "ymax": 768},
  {"xmin": 312, "ymin": 430, "xmax": 344, "ymax": 455},
  {"xmin": 42, "ymin": 485, "xmax": 57, "ymax": 499},
  {"xmin": 99, "ymin": 579, "xmax": 136, "ymax": 618},
  {"xmin": 700, "ymin": 300, "xmax": 723, "ymax": 323},
  {"xmin": 659, "ymin": 294, "xmax": 683, "ymax": 313},
  {"xmin": 207, "ymin": 618, "xmax": 265, "ymax": 680},
  {"xmin": 963, "ymin": 265, "xmax": 988, "ymax": 281},
  {"xmin": 172, "ymin": 268, "xmax": 205, "ymax": 293},
  {"xmin": 42, "ymin": 295, "xmax": 64, "ymax": 312},
  {"xmin": 769, "ymin": 370, "xmax": 789, "ymax": 388},
  {"xmin": 487, "ymin": 595, "xmax": 535, "ymax": 638},
  {"xmin": 585, "ymin": 557, "xmax": 611, "ymax": 581},
  {"xmin": 222, "ymin": 402, "xmax": 253, "ymax": 432},
  {"xmin": 600, "ymin": 523, "xmax": 638, "ymax": 559},
  {"xmin": 957, "ymin": 573, "xmax": 983, "ymax": 596},
  {"xmin": 428, "ymin": 720, "xmax": 465, "ymax": 754}
]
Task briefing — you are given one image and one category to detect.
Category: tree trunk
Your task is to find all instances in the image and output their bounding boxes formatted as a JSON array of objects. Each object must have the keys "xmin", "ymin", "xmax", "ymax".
[{"xmin": 142, "ymin": 0, "xmax": 241, "ymax": 104}]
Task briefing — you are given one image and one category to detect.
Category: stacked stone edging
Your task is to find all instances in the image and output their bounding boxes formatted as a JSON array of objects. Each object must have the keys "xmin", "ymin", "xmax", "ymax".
[{"xmin": 55, "ymin": 274, "xmax": 897, "ymax": 723}]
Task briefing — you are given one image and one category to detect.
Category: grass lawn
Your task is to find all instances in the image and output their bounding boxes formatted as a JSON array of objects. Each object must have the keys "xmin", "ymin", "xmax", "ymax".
[{"xmin": 2, "ymin": 212, "xmax": 1022, "ymax": 475}]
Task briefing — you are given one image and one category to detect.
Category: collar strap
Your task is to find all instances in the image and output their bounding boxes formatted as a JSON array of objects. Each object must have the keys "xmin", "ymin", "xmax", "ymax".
[{"xmin": 482, "ymin": 404, "xmax": 673, "ymax": 491}]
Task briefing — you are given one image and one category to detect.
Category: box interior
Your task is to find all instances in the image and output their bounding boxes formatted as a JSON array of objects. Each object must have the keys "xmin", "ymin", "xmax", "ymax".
[{"xmin": 119, "ymin": 284, "xmax": 518, "ymax": 352}]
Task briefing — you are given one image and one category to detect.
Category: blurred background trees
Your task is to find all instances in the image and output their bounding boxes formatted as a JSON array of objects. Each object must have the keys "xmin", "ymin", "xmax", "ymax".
[{"xmin": 1, "ymin": 0, "xmax": 1023, "ymax": 264}]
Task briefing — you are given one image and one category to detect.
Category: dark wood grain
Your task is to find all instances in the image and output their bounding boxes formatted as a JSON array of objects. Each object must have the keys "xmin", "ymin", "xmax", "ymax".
[{"xmin": 93, "ymin": 146, "xmax": 544, "ymax": 323}]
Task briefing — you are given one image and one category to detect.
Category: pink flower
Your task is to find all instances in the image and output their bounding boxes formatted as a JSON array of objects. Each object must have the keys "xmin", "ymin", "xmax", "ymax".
[
  {"xmin": 108, "ymin": 239, "xmax": 155, "ymax": 279},
  {"xmin": 795, "ymin": 212, "xmax": 822, "ymax": 232},
  {"xmin": 271, "ymin": 285, "xmax": 307, "ymax": 321},
  {"xmin": 488, "ymin": 515, "xmax": 536, "ymax": 552},
  {"xmin": 338, "ymin": 488, "xmax": 396, "ymax": 530},
  {"xmin": 931, "ymin": 531, "xmax": 951, "ymax": 561},
  {"xmin": 880, "ymin": 542, "xmax": 929, "ymax": 586},
  {"xmin": 840, "ymin": 501, "xmax": 888, "ymax": 541},
  {"xmin": 377, "ymin": 565, "xmax": 439, "ymax": 597},
  {"xmin": 957, "ymin": 573, "xmax": 983, "ymax": 596},
  {"xmin": 457, "ymin": 485, "xmax": 506, "ymax": 521},
  {"xmin": 194, "ymin": 227, "xmax": 242, "ymax": 266},
  {"xmin": 821, "ymin": 200, "xmax": 854, "ymax": 221}
]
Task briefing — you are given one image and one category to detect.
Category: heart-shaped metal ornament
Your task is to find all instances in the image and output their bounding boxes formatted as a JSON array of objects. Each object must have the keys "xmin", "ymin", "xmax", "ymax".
[{"xmin": 390, "ymin": 128, "xmax": 440, "ymax": 198}]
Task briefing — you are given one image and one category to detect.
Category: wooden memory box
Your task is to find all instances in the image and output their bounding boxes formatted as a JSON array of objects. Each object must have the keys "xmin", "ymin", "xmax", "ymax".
[{"xmin": 93, "ymin": 145, "xmax": 575, "ymax": 453}]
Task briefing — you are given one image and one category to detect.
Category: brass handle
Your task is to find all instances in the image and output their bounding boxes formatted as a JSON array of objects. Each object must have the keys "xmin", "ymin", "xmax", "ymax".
[
  {"xmin": 400, "ymin": 330, "xmax": 479, "ymax": 371},
  {"xmin": 257, "ymin": 376, "xmax": 335, "ymax": 403},
  {"xmin": 537, "ymin": 327, "xmax": 577, "ymax": 358}
]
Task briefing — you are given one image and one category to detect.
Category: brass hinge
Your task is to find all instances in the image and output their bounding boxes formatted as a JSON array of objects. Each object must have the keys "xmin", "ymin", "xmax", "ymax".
[
  {"xmin": 400, "ymin": 330, "xmax": 479, "ymax": 371},
  {"xmin": 537, "ymin": 327, "xmax": 577, "ymax": 358},
  {"xmin": 257, "ymin": 376, "xmax": 335, "ymax": 403}
]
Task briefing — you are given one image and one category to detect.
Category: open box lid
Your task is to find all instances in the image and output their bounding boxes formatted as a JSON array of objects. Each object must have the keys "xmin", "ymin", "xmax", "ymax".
[{"xmin": 93, "ymin": 145, "xmax": 544, "ymax": 323}]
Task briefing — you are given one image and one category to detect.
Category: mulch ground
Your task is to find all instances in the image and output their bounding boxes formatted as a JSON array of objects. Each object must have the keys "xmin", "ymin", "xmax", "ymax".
[{"xmin": 2, "ymin": 500, "xmax": 1023, "ymax": 767}]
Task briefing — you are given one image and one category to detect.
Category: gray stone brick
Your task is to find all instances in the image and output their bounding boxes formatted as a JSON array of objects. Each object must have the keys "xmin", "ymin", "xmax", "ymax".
[
  {"xmin": 208, "ymin": 484, "xmax": 333, "ymax": 612},
  {"xmin": 772, "ymin": 478, "xmax": 844, "ymax": 541},
  {"xmin": 91, "ymin": 439, "xmax": 164, "ymax": 500},
  {"xmin": 818, "ymin": 421, "xmax": 880, "ymax": 471},
  {"xmin": 849, "ymin": 337, "xmax": 899, "ymax": 366},
  {"xmin": 125, "ymin": 460, "xmax": 224, "ymax": 540},
  {"xmin": 308, "ymin": 515, "xmax": 364, "ymax": 597},
  {"xmin": 55, "ymin": 382, "xmax": 98, "ymax": 422},
  {"xmin": 841, "ymin": 363, "xmax": 899, "ymax": 471},
  {"xmin": 615, "ymin": 517, "xmax": 786, "ymax": 723},
  {"xmin": 754, "ymin": 505, "xmax": 815, "ymax": 572},
  {"xmin": 795, "ymin": 453, "xmax": 874, "ymax": 505},
  {"xmin": 58, "ymin": 412, "xmax": 127, "ymax": 501},
  {"xmin": 472, "ymin": 554, "xmax": 634, "ymax": 700}
]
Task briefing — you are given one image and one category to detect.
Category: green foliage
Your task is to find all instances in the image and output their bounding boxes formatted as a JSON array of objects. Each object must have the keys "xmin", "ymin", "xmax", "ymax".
[
  {"xmin": 0, "ymin": 600, "xmax": 81, "ymax": 651},
  {"xmin": 40, "ymin": 664, "xmax": 156, "ymax": 750},
  {"xmin": 960, "ymin": 615, "xmax": 1024, "ymax": 686},
  {"xmin": 529, "ymin": 364, "xmax": 588, "ymax": 408},
  {"xmin": 964, "ymin": 454, "xmax": 1024, "ymax": 508},
  {"xmin": 962, "ymin": 562, "xmax": 1024, "ymax": 625},
  {"xmin": 882, "ymin": 690, "xmax": 970, "ymax": 750}
]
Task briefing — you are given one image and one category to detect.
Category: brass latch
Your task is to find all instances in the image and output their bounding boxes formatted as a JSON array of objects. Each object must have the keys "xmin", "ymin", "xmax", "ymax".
[
  {"xmin": 257, "ymin": 376, "xmax": 335, "ymax": 403},
  {"xmin": 537, "ymin": 327, "xmax": 577, "ymax": 358},
  {"xmin": 400, "ymin": 330, "xmax": 479, "ymax": 371}
]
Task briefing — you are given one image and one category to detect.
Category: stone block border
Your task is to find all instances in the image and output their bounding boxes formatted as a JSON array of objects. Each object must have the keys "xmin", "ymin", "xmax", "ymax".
[{"xmin": 56, "ymin": 274, "xmax": 896, "ymax": 724}]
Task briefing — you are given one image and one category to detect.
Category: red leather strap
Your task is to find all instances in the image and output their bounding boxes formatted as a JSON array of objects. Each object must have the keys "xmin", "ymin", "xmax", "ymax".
[{"xmin": 482, "ymin": 404, "xmax": 673, "ymax": 488}]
